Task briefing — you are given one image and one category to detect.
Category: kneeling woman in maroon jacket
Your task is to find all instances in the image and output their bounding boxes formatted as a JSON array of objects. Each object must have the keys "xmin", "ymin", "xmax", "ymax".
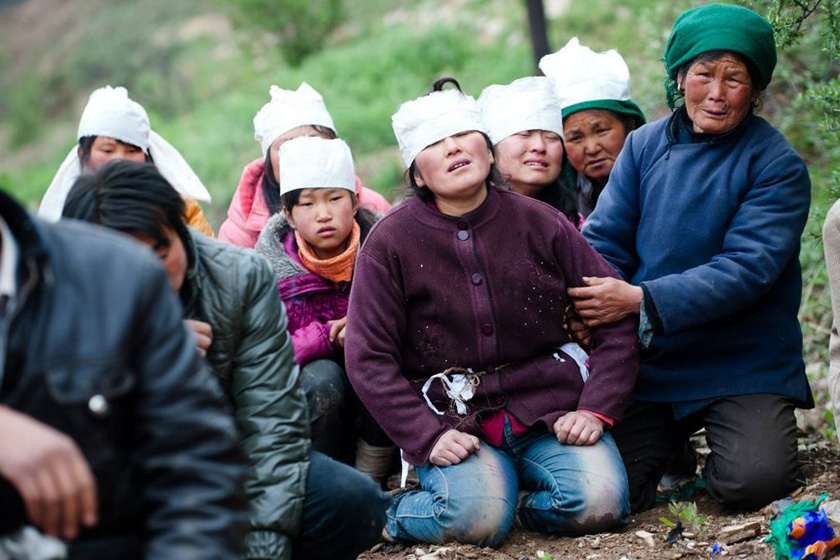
[{"xmin": 345, "ymin": 78, "xmax": 639, "ymax": 548}]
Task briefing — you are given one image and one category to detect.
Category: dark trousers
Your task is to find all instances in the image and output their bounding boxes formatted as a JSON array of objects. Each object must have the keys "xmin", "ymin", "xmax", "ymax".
[
  {"xmin": 300, "ymin": 359, "xmax": 392, "ymax": 463},
  {"xmin": 292, "ymin": 451, "xmax": 391, "ymax": 560},
  {"xmin": 612, "ymin": 393, "xmax": 800, "ymax": 512},
  {"xmin": 299, "ymin": 359, "xmax": 349, "ymax": 460}
]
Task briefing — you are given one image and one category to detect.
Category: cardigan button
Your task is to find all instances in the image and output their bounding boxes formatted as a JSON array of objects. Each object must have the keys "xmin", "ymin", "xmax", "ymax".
[
  {"xmin": 457, "ymin": 230, "xmax": 469, "ymax": 241},
  {"xmin": 457, "ymin": 220, "xmax": 469, "ymax": 230},
  {"xmin": 482, "ymin": 324, "xmax": 494, "ymax": 336},
  {"xmin": 88, "ymin": 395, "xmax": 110, "ymax": 418},
  {"xmin": 471, "ymin": 273, "xmax": 483, "ymax": 285}
]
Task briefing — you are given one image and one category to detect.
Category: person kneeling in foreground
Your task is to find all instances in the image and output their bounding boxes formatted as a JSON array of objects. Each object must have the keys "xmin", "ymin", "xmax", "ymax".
[
  {"xmin": 345, "ymin": 78, "xmax": 639, "ymax": 548},
  {"xmin": 0, "ymin": 186, "xmax": 247, "ymax": 559},
  {"xmin": 573, "ymin": 3, "xmax": 812, "ymax": 512},
  {"xmin": 63, "ymin": 160, "xmax": 389, "ymax": 560}
]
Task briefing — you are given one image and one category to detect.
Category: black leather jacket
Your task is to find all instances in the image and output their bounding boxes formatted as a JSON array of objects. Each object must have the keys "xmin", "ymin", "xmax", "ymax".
[{"xmin": 0, "ymin": 190, "xmax": 249, "ymax": 559}]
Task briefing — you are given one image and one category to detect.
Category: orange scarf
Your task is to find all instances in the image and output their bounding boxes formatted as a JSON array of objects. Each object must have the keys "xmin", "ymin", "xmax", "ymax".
[{"xmin": 295, "ymin": 221, "xmax": 360, "ymax": 284}]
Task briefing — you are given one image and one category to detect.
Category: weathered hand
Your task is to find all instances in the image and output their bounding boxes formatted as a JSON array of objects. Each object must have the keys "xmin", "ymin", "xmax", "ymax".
[
  {"xmin": 553, "ymin": 410, "xmax": 606, "ymax": 446},
  {"xmin": 0, "ymin": 406, "xmax": 98, "ymax": 540},
  {"xmin": 184, "ymin": 319, "xmax": 214, "ymax": 357},
  {"xmin": 564, "ymin": 306, "xmax": 593, "ymax": 348},
  {"xmin": 567, "ymin": 276, "xmax": 642, "ymax": 327},
  {"xmin": 429, "ymin": 429, "xmax": 480, "ymax": 467}
]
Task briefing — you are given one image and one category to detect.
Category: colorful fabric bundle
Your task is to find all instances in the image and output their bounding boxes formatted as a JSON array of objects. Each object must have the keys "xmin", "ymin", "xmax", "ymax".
[{"xmin": 767, "ymin": 495, "xmax": 840, "ymax": 560}]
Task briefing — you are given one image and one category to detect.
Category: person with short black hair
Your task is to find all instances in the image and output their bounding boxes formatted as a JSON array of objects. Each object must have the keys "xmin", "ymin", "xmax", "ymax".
[
  {"xmin": 63, "ymin": 160, "xmax": 389, "ymax": 560},
  {"xmin": 0, "ymin": 184, "xmax": 247, "ymax": 559}
]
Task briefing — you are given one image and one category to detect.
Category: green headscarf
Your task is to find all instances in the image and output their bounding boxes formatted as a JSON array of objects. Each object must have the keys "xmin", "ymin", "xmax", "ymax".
[
  {"xmin": 562, "ymin": 99, "xmax": 647, "ymax": 129},
  {"xmin": 664, "ymin": 4, "xmax": 776, "ymax": 107}
]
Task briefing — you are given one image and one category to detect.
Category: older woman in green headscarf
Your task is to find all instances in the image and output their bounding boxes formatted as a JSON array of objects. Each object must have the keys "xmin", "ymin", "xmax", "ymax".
[
  {"xmin": 569, "ymin": 4, "xmax": 813, "ymax": 512},
  {"xmin": 540, "ymin": 38, "xmax": 646, "ymax": 218}
]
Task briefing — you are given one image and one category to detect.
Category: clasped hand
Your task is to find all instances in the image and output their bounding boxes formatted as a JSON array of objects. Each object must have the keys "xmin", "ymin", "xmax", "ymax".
[
  {"xmin": 567, "ymin": 276, "xmax": 642, "ymax": 327},
  {"xmin": 553, "ymin": 411, "xmax": 606, "ymax": 446}
]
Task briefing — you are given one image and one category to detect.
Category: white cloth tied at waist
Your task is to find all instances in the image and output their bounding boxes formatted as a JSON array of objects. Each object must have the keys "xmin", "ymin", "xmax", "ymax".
[
  {"xmin": 402, "ymin": 368, "xmax": 480, "ymax": 487},
  {"xmin": 402, "ymin": 344, "xmax": 589, "ymax": 487},
  {"xmin": 420, "ymin": 368, "xmax": 478, "ymax": 416}
]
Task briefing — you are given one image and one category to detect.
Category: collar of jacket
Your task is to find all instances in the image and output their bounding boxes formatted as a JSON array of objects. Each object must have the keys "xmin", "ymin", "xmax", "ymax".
[
  {"xmin": 666, "ymin": 105, "xmax": 756, "ymax": 146},
  {"xmin": 179, "ymin": 228, "xmax": 202, "ymax": 314},
  {"xmin": 409, "ymin": 183, "xmax": 502, "ymax": 230},
  {"xmin": 256, "ymin": 213, "xmax": 310, "ymax": 280},
  {"xmin": 0, "ymin": 190, "xmax": 50, "ymax": 290},
  {"xmin": 255, "ymin": 213, "xmax": 335, "ymax": 299}
]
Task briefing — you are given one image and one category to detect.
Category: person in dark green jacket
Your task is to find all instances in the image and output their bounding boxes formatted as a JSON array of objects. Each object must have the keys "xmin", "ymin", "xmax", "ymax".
[{"xmin": 62, "ymin": 160, "xmax": 389, "ymax": 560}]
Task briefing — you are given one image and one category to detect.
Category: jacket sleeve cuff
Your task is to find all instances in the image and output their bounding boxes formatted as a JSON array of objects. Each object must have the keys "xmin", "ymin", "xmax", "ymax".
[
  {"xmin": 292, "ymin": 322, "xmax": 334, "ymax": 366},
  {"xmin": 244, "ymin": 530, "xmax": 292, "ymax": 560},
  {"xmin": 639, "ymin": 283, "xmax": 661, "ymax": 349},
  {"xmin": 579, "ymin": 409, "xmax": 614, "ymax": 427}
]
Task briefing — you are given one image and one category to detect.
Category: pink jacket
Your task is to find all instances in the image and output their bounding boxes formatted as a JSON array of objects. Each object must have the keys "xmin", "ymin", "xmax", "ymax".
[{"xmin": 219, "ymin": 158, "xmax": 391, "ymax": 248}]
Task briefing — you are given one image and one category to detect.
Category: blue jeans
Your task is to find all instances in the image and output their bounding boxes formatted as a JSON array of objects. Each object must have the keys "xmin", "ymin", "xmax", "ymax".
[{"xmin": 387, "ymin": 423, "xmax": 629, "ymax": 547}]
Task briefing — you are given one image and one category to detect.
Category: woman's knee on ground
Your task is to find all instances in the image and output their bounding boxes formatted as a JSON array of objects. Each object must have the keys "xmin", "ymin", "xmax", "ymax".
[
  {"xmin": 705, "ymin": 451, "xmax": 799, "ymax": 510},
  {"xmin": 416, "ymin": 449, "xmax": 517, "ymax": 547},
  {"xmin": 436, "ymin": 491, "xmax": 515, "ymax": 547},
  {"xmin": 704, "ymin": 395, "xmax": 800, "ymax": 510},
  {"xmin": 521, "ymin": 462, "xmax": 629, "ymax": 534},
  {"xmin": 522, "ymin": 434, "xmax": 629, "ymax": 534},
  {"xmin": 571, "ymin": 485, "xmax": 630, "ymax": 534}
]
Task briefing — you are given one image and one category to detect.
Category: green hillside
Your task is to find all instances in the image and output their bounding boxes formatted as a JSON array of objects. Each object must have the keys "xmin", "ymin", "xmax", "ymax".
[{"xmin": 0, "ymin": 0, "xmax": 705, "ymax": 218}]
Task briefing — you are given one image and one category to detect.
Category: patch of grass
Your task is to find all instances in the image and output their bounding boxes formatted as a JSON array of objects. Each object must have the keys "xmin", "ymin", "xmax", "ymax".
[
  {"xmin": 361, "ymin": 153, "xmax": 405, "ymax": 201},
  {"xmin": 661, "ymin": 501, "xmax": 707, "ymax": 536}
]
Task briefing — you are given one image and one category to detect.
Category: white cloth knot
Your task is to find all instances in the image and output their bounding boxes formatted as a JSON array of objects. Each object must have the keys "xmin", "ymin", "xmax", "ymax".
[{"xmin": 420, "ymin": 368, "xmax": 480, "ymax": 416}]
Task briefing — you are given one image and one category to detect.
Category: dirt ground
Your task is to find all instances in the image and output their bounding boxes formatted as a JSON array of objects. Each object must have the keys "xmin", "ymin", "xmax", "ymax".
[{"xmin": 358, "ymin": 434, "xmax": 840, "ymax": 560}]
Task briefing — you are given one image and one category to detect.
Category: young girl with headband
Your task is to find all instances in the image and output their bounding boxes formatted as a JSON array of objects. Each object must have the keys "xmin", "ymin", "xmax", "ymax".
[
  {"xmin": 254, "ymin": 136, "xmax": 394, "ymax": 483},
  {"xmin": 39, "ymin": 86, "xmax": 214, "ymax": 236},
  {"xmin": 220, "ymin": 83, "xmax": 391, "ymax": 248}
]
